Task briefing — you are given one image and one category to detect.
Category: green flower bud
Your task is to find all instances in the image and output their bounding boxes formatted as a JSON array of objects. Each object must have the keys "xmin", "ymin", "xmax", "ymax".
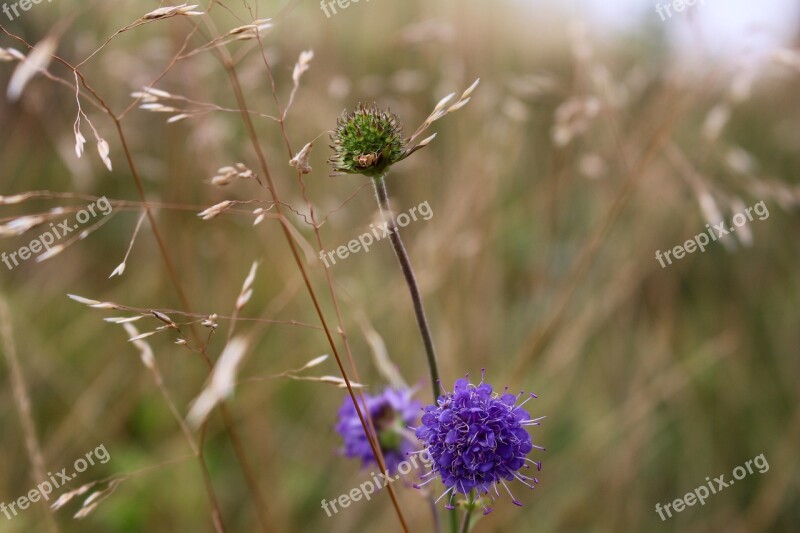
[{"xmin": 328, "ymin": 103, "xmax": 422, "ymax": 177}]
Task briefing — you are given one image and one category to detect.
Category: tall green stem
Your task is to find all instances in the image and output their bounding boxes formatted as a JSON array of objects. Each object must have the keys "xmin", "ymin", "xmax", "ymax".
[
  {"xmin": 459, "ymin": 491, "xmax": 476, "ymax": 533},
  {"xmin": 460, "ymin": 509, "xmax": 473, "ymax": 533},
  {"xmin": 372, "ymin": 175, "xmax": 441, "ymax": 401}
]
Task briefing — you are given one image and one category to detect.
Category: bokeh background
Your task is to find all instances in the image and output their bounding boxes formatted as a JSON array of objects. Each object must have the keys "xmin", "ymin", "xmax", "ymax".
[{"xmin": 1, "ymin": 0, "xmax": 799, "ymax": 531}]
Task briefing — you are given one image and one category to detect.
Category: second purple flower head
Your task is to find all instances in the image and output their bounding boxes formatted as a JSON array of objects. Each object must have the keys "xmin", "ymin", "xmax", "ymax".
[{"xmin": 336, "ymin": 388, "xmax": 421, "ymax": 474}]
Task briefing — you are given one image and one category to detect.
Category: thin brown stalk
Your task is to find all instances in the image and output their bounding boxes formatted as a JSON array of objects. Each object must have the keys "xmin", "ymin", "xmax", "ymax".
[
  {"xmin": 0, "ymin": 297, "xmax": 60, "ymax": 533},
  {"xmin": 255, "ymin": 35, "xmax": 395, "ymax": 497},
  {"xmin": 219, "ymin": 53, "xmax": 410, "ymax": 533}
]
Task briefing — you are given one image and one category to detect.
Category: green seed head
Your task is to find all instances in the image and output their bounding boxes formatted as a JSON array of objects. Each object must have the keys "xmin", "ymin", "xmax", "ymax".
[{"xmin": 328, "ymin": 103, "xmax": 409, "ymax": 177}]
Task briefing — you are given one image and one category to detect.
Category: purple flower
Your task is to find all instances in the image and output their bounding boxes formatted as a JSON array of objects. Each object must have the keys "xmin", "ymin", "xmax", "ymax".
[
  {"xmin": 414, "ymin": 371, "xmax": 544, "ymax": 514},
  {"xmin": 336, "ymin": 388, "xmax": 421, "ymax": 474}
]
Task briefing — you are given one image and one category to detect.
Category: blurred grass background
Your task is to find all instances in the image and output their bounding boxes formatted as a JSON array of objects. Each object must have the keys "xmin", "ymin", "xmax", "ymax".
[{"xmin": 1, "ymin": 0, "xmax": 799, "ymax": 531}]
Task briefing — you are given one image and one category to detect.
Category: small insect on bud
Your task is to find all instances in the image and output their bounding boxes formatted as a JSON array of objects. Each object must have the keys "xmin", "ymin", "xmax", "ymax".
[{"xmin": 355, "ymin": 153, "xmax": 380, "ymax": 168}]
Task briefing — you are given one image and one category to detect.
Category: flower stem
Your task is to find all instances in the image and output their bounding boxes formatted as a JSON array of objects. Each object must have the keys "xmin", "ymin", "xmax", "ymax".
[
  {"xmin": 459, "ymin": 492, "xmax": 476, "ymax": 533},
  {"xmin": 460, "ymin": 509, "xmax": 473, "ymax": 533},
  {"xmin": 450, "ymin": 511, "xmax": 459, "ymax": 533},
  {"xmin": 372, "ymin": 175, "xmax": 441, "ymax": 401}
]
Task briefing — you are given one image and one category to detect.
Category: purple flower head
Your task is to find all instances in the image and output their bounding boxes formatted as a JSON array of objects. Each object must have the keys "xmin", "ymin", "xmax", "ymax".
[
  {"xmin": 414, "ymin": 370, "xmax": 545, "ymax": 514},
  {"xmin": 336, "ymin": 388, "xmax": 421, "ymax": 474}
]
